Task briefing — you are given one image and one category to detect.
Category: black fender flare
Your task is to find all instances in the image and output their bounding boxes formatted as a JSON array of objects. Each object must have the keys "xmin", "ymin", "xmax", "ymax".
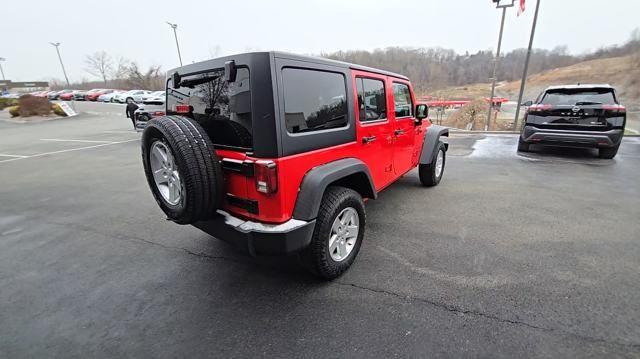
[
  {"xmin": 419, "ymin": 125, "xmax": 449, "ymax": 164},
  {"xmin": 293, "ymin": 158, "xmax": 376, "ymax": 221}
]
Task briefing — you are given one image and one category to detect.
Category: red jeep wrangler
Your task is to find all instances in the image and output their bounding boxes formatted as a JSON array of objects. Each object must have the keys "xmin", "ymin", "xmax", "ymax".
[{"xmin": 141, "ymin": 52, "xmax": 448, "ymax": 279}]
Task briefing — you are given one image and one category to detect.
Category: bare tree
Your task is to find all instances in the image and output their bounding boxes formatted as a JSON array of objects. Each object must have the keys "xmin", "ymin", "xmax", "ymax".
[
  {"xmin": 124, "ymin": 62, "xmax": 165, "ymax": 90},
  {"xmin": 85, "ymin": 51, "xmax": 113, "ymax": 85}
]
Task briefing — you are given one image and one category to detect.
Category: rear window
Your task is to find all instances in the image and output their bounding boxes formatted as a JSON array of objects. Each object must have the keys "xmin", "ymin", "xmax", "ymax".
[
  {"xmin": 282, "ymin": 68, "xmax": 348, "ymax": 134},
  {"xmin": 540, "ymin": 88, "xmax": 616, "ymax": 106},
  {"xmin": 167, "ymin": 67, "xmax": 252, "ymax": 150}
]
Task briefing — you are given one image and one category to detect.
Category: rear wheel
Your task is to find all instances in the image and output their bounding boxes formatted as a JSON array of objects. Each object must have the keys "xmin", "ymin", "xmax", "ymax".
[
  {"xmin": 599, "ymin": 146, "xmax": 619, "ymax": 159},
  {"xmin": 517, "ymin": 137, "xmax": 530, "ymax": 152},
  {"xmin": 301, "ymin": 186, "xmax": 365, "ymax": 280},
  {"xmin": 141, "ymin": 115, "xmax": 223, "ymax": 224},
  {"xmin": 419, "ymin": 141, "xmax": 446, "ymax": 187}
]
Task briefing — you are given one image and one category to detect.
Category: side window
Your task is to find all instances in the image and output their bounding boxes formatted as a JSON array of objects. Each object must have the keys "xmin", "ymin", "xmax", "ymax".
[
  {"xmin": 393, "ymin": 83, "xmax": 413, "ymax": 118},
  {"xmin": 282, "ymin": 68, "xmax": 348, "ymax": 134},
  {"xmin": 356, "ymin": 78, "xmax": 387, "ymax": 122}
]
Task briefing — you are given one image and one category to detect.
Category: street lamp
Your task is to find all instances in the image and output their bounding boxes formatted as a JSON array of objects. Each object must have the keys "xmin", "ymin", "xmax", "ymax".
[
  {"xmin": 166, "ymin": 22, "xmax": 183, "ymax": 66},
  {"xmin": 49, "ymin": 42, "xmax": 71, "ymax": 87},
  {"xmin": 486, "ymin": 0, "xmax": 514, "ymax": 131},
  {"xmin": 0, "ymin": 57, "xmax": 6, "ymax": 80}
]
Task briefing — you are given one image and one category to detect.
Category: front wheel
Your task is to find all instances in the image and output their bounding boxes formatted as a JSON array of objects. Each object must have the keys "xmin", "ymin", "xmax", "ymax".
[
  {"xmin": 419, "ymin": 141, "xmax": 446, "ymax": 187},
  {"xmin": 301, "ymin": 186, "xmax": 365, "ymax": 280}
]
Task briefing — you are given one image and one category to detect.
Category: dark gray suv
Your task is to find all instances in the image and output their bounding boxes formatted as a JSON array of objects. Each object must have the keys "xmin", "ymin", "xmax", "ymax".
[{"xmin": 518, "ymin": 84, "xmax": 626, "ymax": 159}]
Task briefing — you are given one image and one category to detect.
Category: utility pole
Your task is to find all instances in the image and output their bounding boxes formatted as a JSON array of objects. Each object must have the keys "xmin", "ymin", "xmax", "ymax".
[
  {"xmin": 0, "ymin": 57, "xmax": 6, "ymax": 80},
  {"xmin": 166, "ymin": 22, "xmax": 183, "ymax": 66},
  {"xmin": 514, "ymin": 0, "xmax": 541, "ymax": 130},
  {"xmin": 49, "ymin": 42, "xmax": 70, "ymax": 87},
  {"xmin": 486, "ymin": 0, "xmax": 514, "ymax": 131}
]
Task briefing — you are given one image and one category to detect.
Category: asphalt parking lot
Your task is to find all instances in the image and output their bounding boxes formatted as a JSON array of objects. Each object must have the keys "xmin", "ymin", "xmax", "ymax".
[{"xmin": 1, "ymin": 102, "xmax": 639, "ymax": 358}]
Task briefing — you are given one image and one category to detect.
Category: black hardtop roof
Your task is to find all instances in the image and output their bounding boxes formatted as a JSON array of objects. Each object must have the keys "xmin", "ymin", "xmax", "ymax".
[{"xmin": 168, "ymin": 51, "xmax": 409, "ymax": 81}]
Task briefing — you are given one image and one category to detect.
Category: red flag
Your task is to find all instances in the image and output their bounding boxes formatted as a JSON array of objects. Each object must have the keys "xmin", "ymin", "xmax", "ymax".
[{"xmin": 518, "ymin": 0, "xmax": 525, "ymax": 16}]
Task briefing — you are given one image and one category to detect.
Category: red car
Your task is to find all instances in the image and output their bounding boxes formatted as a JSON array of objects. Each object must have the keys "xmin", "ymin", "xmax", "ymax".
[
  {"xmin": 86, "ymin": 89, "xmax": 115, "ymax": 101},
  {"xmin": 141, "ymin": 52, "xmax": 448, "ymax": 279},
  {"xmin": 58, "ymin": 91, "xmax": 77, "ymax": 101}
]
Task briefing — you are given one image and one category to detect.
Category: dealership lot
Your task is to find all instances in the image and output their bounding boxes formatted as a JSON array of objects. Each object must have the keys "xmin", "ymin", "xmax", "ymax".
[{"xmin": 1, "ymin": 102, "xmax": 639, "ymax": 357}]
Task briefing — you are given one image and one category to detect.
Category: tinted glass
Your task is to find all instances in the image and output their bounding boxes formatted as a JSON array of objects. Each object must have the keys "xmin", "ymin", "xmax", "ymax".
[
  {"xmin": 282, "ymin": 68, "xmax": 348, "ymax": 133},
  {"xmin": 167, "ymin": 67, "xmax": 252, "ymax": 149},
  {"xmin": 357, "ymin": 78, "xmax": 387, "ymax": 122},
  {"xmin": 541, "ymin": 89, "xmax": 616, "ymax": 105},
  {"xmin": 393, "ymin": 83, "xmax": 413, "ymax": 117}
]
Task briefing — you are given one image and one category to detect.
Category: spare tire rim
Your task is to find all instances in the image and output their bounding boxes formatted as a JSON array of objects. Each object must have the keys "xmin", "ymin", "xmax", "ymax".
[
  {"xmin": 150, "ymin": 140, "xmax": 182, "ymax": 206},
  {"xmin": 329, "ymin": 207, "xmax": 359, "ymax": 262},
  {"xmin": 435, "ymin": 149, "xmax": 444, "ymax": 178}
]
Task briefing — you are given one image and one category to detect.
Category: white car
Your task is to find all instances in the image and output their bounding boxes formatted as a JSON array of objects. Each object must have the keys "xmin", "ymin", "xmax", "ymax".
[
  {"xmin": 97, "ymin": 90, "xmax": 124, "ymax": 102},
  {"xmin": 114, "ymin": 90, "xmax": 152, "ymax": 104},
  {"xmin": 141, "ymin": 91, "xmax": 165, "ymax": 102}
]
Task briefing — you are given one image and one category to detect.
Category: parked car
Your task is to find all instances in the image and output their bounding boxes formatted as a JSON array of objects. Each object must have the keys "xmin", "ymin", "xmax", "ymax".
[
  {"xmin": 518, "ymin": 84, "xmax": 626, "ymax": 159},
  {"xmin": 60, "ymin": 90, "xmax": 81, "ymax": 101},
  {"xmin": 141, "ymin": 91, "xmax": 165, "ymax": 102},
  {"xmin": 73, "ymin": 90, "xmax": 88, "ymax": 101},
  {"xmin": 49, "ymin": 89, "xmax": 73, "ymax": 100},
  {"xmin": 140, "ymin": 52, "xmax": 449, "ymax": 279},
  {"xmin": 98, "ymin": 90, "xmax": 124, "ymax": 102},
  {"xmin": 134, "ymin": 96, "xmax": 166, "ymax": 131},
  {"xmin": 114, "ymin": 90, "xmax": 151, "ymax": 103},
  {"xmin": 86, "ymin": 89, "xmax": 114, "ymax": 101}
]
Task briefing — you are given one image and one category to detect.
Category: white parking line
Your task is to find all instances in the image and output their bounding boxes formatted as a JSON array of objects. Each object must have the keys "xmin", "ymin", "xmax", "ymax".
[
  {"xmin": 0, "ymin": 139, "xmax": 139, "ymax": 164},
  {"xmin": 0, "ymin": 153, "xmax": 29, "ymax": 158},
  {"xmin": 40, "ymin": 138, "xmax": 116, "ymax": 144}
]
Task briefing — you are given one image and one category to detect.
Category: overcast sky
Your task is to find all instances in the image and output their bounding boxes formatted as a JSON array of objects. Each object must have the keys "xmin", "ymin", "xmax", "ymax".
[{"xmin": 2, "ymin": 0, "xmax": 638, "ymax": 82}]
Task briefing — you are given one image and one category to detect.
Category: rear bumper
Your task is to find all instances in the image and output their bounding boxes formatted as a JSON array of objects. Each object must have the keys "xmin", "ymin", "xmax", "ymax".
[
  {"xmin": 521, "ymin": 126, "xmax": 623, "ymax": 148},
  {"xmin": 193, "ymin": 210, "xmax": 316, "ymax": 256}
]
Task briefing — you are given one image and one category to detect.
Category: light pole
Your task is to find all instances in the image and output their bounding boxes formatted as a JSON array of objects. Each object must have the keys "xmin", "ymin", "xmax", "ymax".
[
  {"xmin": 49, "ymin": 42, "xmax": 71, "ymax": 87},
  {"xmin": 0, "ymin": 57, "xmax": 6, "ymax": 80},
  {"xmin": 486, "ymin": 0, "xmax": 514, "ymax": 131},
  {"xmin": 166, "ymin": 22, "xmax": 183, "ymax": 66},
  {"xmin": 514, "ymin": 0, "xmax": 542, "ymax": 130}
]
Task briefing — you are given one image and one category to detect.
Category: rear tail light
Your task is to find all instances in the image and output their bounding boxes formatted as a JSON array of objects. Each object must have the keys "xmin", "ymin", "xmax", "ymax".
[
  {"xmin": 254, "ymin": 160, "xmax": 278, "ymax": 194},
  {"xmin": 602, "ymin": 104, "xmax": 626, "ymax": 114},
  {"xmin": 528, "ymin": 104, "xmax": 552, "ymax": 113},
  {"xmin": 175, "ymin": 104, "xmax": 191, "ymax": 113},
  {"xmin": 151, "ymin": 111, "xmax": 166, "ymax": 117}
]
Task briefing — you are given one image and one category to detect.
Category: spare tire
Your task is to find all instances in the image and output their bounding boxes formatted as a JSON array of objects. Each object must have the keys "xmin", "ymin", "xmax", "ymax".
[{"xmin": 141, "ymin": 115, "xmax": 223, "ymax": 224}]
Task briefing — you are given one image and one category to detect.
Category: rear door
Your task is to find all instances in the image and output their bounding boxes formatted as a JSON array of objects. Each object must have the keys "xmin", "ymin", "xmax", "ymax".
[
  {"xmin": 390, "ymin": 81, "xmax": 416, "ymax": 176},
  {"xmin": 353, "ymin": 72, "xmax": 394, "ymax": 189}
]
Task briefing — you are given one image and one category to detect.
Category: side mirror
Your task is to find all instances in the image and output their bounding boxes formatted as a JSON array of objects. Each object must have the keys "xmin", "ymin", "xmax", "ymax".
[
  {"xmin": 522, "ymin": 100, "xmax": 533, "ymax": 107},
  {"xmin": 224, "ymin": 60, "xmax": 237, "ymax": 83},
  {"xmin": 415, "ymin": 104, "xmax": 429, "ymax": 121},
  {"xmin": 172, "ymin": 72, "xmax": 181, "ymax": 88}
]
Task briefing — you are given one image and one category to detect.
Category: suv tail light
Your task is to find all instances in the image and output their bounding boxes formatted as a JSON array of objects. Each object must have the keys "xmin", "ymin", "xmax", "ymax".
[
  {"xmin": 602, "ymin": 104, "xmax": 626, "ymax": 114},
  {"xmin": 254, "ymin": 160, "xmax": 278, "ymax": 194},
  {"xmin": 528, "ymin": 104, "xmax": 552, "ymax": 113}
]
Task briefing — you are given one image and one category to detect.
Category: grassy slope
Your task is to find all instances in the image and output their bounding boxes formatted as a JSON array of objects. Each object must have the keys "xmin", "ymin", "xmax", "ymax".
[{"xmin": 426, "ymin": 54, "xmax": 640, "ymax": 111}]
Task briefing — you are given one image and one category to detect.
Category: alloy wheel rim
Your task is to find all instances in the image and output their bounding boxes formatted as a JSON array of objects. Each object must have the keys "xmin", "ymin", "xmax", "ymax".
[
  {"xmin": 150, "ymin": 141, "xmax": 182, "ymax": 206},
  {"xmin": 435, "ymin": 149, "xmax": 444, "ymax": 178},
  {"xmin": 328, "ymin": 207, "xmax": 359, "ymax": 262}
]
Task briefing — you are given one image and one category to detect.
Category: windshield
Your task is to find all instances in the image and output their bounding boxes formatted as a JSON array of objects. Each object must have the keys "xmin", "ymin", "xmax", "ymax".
[
  {"xmin": 540, "ymin": 88, "xmax": 616, "ymax": 105},
  {"xmin": 167, "ymin": 67, "xmax": 252, "ymax": 150}
]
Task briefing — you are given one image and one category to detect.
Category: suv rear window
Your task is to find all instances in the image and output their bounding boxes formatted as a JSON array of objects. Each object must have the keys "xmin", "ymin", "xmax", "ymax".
[
  {"xmin": 282, "ymin": 68, "xmax": 348, "ymax": 134},
  {"xmin": 540, "ymin": 88, "xmax": 616, "ymax": 106},
  {"xmin": 167, "ymin": 67, "xmax": 252, "ymax": 150}
]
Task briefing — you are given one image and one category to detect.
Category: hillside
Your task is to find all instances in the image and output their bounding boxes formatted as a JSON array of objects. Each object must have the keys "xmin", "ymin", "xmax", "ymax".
[{"xmin": 428, "ymin": 53, "xmax": 640, "ymax": 111}]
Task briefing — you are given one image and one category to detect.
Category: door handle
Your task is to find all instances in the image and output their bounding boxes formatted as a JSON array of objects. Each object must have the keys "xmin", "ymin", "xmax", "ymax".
[
  {"xmin": 394, "ymin": 129, "xmax": 405, "ymax": 136},
  {"xmin": 362, "ymin": 136, "xmax": 377, "ymax": 144}
]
